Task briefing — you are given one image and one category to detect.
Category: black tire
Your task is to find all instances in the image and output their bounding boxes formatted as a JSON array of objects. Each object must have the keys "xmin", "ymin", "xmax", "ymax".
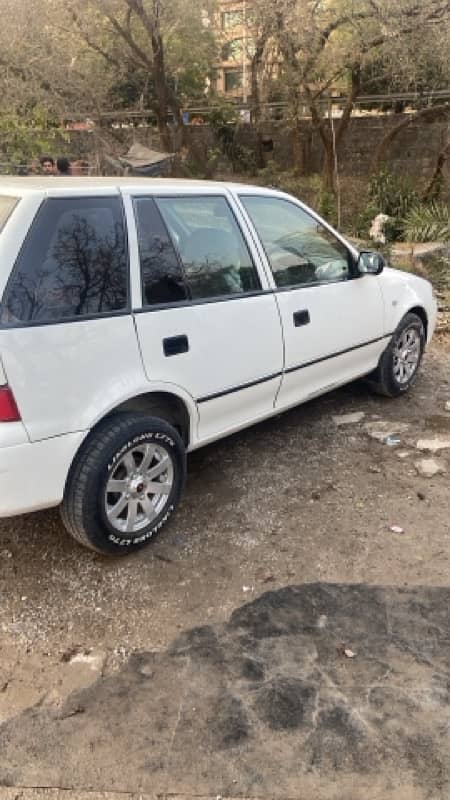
[
  {"xmin": 61, "ymin": 412, "xmax": 186, "ymax": 555},
  {"xmin": 368, "ymin": 312, "xmax": 426, "ymax": 398}
]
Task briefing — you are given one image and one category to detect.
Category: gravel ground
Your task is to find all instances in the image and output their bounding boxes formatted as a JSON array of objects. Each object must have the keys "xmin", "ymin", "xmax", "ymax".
[{"xmin": 0, "ymin": 337, "xmax": 449, "ymax": 797}]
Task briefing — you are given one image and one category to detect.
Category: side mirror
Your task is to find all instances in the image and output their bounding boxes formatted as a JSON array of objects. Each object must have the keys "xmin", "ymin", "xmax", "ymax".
[{"xmin": 358, "ymin": 251, "xmax": 385, "ymax": 276}]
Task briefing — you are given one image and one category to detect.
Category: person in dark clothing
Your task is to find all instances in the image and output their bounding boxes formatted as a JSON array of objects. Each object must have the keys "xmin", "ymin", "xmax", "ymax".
[{"xmin": 56, "ymin": 157, "xmax": 72, "ymax": 175}]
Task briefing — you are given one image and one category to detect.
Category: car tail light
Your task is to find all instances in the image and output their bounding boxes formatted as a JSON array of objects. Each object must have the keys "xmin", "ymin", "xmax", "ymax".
[{"xmin": 0, "ymin": 386, "xmax": 21, "ymax": 422}]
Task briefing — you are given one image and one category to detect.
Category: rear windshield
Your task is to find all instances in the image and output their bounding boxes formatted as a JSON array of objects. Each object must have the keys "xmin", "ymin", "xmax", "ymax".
[{"xmin": 0, "ymin": 195, "xmax": 19, "ymax": 233}]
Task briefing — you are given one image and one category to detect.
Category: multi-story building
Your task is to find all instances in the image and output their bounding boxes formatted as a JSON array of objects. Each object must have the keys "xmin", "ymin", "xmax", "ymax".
[{"xmin": 214, "ymin": 0, "xmax": 255, "ymax": 102}]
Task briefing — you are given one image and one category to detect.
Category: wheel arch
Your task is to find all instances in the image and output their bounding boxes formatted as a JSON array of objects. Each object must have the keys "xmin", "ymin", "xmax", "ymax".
[
  {"xmin": 109, "ymin": 391, "xmax": 192, "ymax": 446},
  {"xmin": 407, "ymin": 305, "xmax": 428, "ymax": 340},
  {"xmin": 62, "ymin": 389, "xmax": 194, "ymax": 504}
]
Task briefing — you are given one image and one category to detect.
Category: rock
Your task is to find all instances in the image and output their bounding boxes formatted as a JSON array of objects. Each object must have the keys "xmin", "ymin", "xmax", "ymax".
[
  {"xmin": 66, "ymin": 650, "xmax": 105, "ymax": 670},
  {"xmin": 333, "ymin": 411, "xmax": 365, "ymax": 426},
  {"xmin": 445, "ymin": 401, "xmax": 450, "ymax": 412},
  {"xmin": 364, "ymin": 420, "xmax": 410, "ymax": 442},
  {"xmin": 396, "ymin": 451, "xmax": 411, "ymax": 459},
  {"xmin": 41, "ymin": 648, "xmax": 107, "ymax": 711},
  {"xmin": 390, "ymin": 525, "xmax": 404, "ymax": 534},
  {"xmin": 414, "ymin": 458, "xmax": 446, "ymax": 478},
  {"xmin": 416, "ymin": 436, "xmax": 450, "ymax": 452}
]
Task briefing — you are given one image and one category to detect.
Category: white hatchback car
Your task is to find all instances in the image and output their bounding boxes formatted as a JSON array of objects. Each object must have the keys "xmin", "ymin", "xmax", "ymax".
[{"xmin": 0, "ymin": 178, "xmax": 437, "ymax": 554}]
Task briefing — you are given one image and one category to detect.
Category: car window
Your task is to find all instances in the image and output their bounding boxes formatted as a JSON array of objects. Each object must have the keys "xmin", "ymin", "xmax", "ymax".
[
  {"xmin": 0, "ymin": 195, "xmax": 19, "ymax": 233},
  {"xmin": 156, "ymin": 196, "xmax": 261, "ymax": 300},
  {"xmin": 240, "ymin": 195, "xmax": 352, "ymax": 288},
  {"xmin": 1, "ymin": 197, "xmax": 128, "ymax": 324},
  {"xmin": 134, "ymin": 197, "xmax": 189, "ymax": 306}
]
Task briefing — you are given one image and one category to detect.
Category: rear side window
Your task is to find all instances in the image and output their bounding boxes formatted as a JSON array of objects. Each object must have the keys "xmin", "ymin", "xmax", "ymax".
[
  {"xmin": 156, "ymin": 196, "xmax": 261, "ymax": 300},
  {"xmin": 134, "ymin": 197, "xmax": 189, "ymax": 306},
  {"xmin": 1, "ymin": 197, "xmax": 128, "ymax": 324},
  {"xmin": 0, "ymin": 196, "xmax": 19, "ymax": 233}
]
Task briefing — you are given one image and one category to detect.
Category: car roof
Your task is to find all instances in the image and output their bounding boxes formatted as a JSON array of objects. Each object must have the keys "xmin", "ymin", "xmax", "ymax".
[{"xmin": 0, "ymin": 176, "xmax": 271, "ymax": 196}]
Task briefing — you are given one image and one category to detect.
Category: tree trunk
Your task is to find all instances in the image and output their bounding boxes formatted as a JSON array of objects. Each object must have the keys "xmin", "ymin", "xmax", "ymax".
[
  {"xmin": 292, "ymin": 119, "xmax": 308, "ymax": 175},
  {"xmin": 422, "ymin": 141, "xmax": 450, "ymax": 202},
  {"xmin": 304, "ymin": 90, "xmax": 335, "ymax": 191},
  {"xmin": 152, "ymin": 31, "xmax": 171, "ymax": 151},
  {"xmin": 322, "ymin": 141, "xmax": 336, "ymax": 193},
  {"xmin": 250, "ymin": 32, "xmax": 268, "ymax": 169}
]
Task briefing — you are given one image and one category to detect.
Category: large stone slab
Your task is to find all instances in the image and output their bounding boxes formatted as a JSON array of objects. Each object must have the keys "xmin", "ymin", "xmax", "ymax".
[{"xmin": 0, "ymin": 584, "xmax": 449, "ymax": 799}]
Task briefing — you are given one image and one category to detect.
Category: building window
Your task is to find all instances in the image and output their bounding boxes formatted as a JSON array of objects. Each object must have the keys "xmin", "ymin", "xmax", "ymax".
[
  {"xmin": 221, "ymin": 38, "xmax": 243, "ymax": 61},
  {"xmin": 224, "ymin": 68, "xmax": 243, "ymax": 93},
  {"xmin": 221, "ymin": 9, "xmax": 243, "ymax": 29}
]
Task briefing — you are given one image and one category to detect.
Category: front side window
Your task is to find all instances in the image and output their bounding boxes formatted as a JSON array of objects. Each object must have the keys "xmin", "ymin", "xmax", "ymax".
[
  {"xmin": 156, "ymin": 196, "xmax": 261, "ymax": 300},
  {"xmin": 240, "ymin": 196, "xmax": 352, "ymax": 288},
  {"xmin": 2, "ymin": 197, "xmax": 128, "ymax": 324}
]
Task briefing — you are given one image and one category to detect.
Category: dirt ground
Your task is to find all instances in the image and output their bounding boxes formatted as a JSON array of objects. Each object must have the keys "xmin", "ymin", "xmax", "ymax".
[{"xmin": 0, "ymin": 336, "xmax": 449, "ymax": 800}]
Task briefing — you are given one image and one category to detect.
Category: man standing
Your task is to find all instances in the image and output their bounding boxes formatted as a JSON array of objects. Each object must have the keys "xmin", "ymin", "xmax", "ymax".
[
  {"xmin": 56, "ymin": 157, "xmax": 72, "ymax": 176},
  {"xmin": 40, "ymin": 156, "xmax": 55, "ymax": 175}
]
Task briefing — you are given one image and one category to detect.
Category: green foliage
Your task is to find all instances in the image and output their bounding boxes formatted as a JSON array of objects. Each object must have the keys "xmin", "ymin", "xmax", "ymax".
[
  {"xmin": 254, "ymin": 168, "xmax": 341, "ymax": 224},
  {"xmin": 0, "ymin": 107, "xmax": 67, "ymax": 171},
  {"xmin": 353, "ymin": 169, "xmax": 421, "ymax": 242},
  {"xmin": 316, "ymin": 187, "xmax": 338, "ymax": 228},
  {"xmin": 256, "ymin": 165, "xmax": 304, "ymax": 196},
  {"xmin": 208, "ymin": 100, "xmax": 257, "ymax": 174},
  {"xmin": 368, "ymin": 169, "xmax": 419, "ymax": 219},
  {"xmin": 402, "ymin": 203, "xmax": 450, "ymax": 243}
]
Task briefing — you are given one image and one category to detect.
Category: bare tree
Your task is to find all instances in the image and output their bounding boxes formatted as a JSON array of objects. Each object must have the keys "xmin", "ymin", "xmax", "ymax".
[
  {"xmin": 252, "ymin": 0, "xmax": 450, "ymax": 192},
  {"xmin": 0, "ymin": 0, "xmax": 217, "ymax": 153},
  {"xmin": 68, "ymin": 0, "xmax": 216, "ymax": 149}
]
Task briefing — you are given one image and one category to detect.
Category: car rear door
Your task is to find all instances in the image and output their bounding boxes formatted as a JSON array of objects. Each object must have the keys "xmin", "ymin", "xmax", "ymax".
[{"xmin": 125, "ymin": 188, "xmax": 284, "ymax": 444}]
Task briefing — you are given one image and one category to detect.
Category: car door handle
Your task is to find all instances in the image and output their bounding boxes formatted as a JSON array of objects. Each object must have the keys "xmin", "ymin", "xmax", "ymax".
[
  {"xmin": 163, "ymin": 335, "xmax": 189, "ymax": 357},
  {"xmin": 293, "ymin": 310, "xmax": 310, "ymax": 327}
]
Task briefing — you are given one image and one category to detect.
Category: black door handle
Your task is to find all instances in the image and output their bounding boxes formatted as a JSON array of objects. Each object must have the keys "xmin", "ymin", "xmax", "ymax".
[
  {"xmin": 163, "ymin": 335, "xmax": 189, "ymax": 357},
  {"xmin": 293, "ymin": 309, "xmax": 310, "ymax": 327}
]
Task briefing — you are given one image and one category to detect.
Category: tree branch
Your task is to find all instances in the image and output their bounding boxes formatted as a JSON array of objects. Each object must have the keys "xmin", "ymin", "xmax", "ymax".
[
  {"xmin": 69, "ymin": 11, "xmax": 122, "ymax": 69},
  {"xmin": 101, "ymin": 6, "xmax": 153, "ymax": 70},
  {"xmin": 370, "ymin": 102, "xmax": 450, "ymax": 172}
]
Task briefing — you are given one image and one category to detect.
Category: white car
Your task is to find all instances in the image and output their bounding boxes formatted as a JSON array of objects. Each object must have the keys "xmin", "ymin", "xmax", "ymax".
[{"xmin": 0, "ymin": 178, "xmax": 437, "ymax": 554}]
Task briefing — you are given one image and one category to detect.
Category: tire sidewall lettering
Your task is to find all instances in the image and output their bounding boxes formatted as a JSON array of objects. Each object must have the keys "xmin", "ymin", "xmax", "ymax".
[
  {"xmin": 107, "ymin": 504, "xmax": 174, "ymax": 547},
  {"xmin": 107, "ymin": 431, "xmax": 175, "ymax": 473}
]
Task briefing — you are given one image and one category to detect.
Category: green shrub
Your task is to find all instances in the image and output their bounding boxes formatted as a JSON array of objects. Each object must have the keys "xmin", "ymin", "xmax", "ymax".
[
  {"xmin": 352, "ymin": 169, "xmax": 422, "ymax": 243},
  {"xmin": 254, "ymin": 169, "xmax": 339, "ymax": 225},
  {"xmin": 368, "ymin": 169, "xmax": 419, "ymax": 219},
  {"xmin": 402, "ymin": 202, "xmax": 450, "ymax": 243}
]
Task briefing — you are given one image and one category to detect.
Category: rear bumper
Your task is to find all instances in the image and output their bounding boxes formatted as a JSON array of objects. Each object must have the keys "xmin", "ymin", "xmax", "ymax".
[{"xmin": 0, "ymin": 432, "xmax": 85, "ymax": 517}]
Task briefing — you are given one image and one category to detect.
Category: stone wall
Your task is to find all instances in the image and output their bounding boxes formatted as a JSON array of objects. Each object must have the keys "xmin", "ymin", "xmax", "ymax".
[
  {"xmin": 182, "ymin": 113, "xmax": 449, "ymax": 181},
  {"xmin": 8, "ymin": 112, "xmax": 445, "ymax": 183}
]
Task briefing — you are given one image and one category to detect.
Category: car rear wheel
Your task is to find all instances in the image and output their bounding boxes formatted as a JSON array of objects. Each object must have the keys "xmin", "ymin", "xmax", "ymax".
[
  {"xmin": 61, "ymin": 413, "xmax": 186, "ymax": 555},
  {"xmin": 368, "ymin": 312, "xmax": 426, "ymax": 398}
]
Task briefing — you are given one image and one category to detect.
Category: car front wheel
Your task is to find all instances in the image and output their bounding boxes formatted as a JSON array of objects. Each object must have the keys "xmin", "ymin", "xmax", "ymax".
[
  {"xmin": 61, "ymin": 413, "xmax": 186, "ymax": 555},
  {"xmin": 369, "ymin": 312, "xmax": 426, "ymax": 398}
]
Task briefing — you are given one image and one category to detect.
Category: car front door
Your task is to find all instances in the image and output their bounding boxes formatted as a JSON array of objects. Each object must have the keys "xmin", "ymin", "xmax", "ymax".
[
  {"xmin": 127, "ymin": 191, "xmax": 284, "ymax": 444},
  {"xmin": 238, "ymin": 194, "xmax": 387, "ymax": 409}
]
